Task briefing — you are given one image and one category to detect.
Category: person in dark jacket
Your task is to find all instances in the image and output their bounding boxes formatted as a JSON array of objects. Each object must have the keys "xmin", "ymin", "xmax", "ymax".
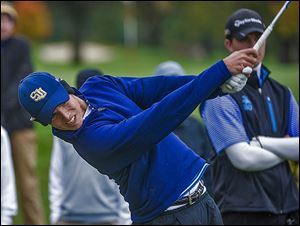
[
  {"xmin": 1, "ymin": 2, "xmax": 45, "ymax": 224},
  {"xmin": 200, "ymin": 8, "xmax": 299, "ymax": 225}
]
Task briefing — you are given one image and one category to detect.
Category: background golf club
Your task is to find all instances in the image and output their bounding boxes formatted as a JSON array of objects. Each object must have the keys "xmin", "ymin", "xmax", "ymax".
[{"xmin": 239, "ymin": 1, "xmax": 292, "ymax": 79}]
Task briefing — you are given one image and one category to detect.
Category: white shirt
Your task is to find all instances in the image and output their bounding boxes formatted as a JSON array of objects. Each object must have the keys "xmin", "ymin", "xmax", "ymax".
[
  {"xmin": 49, "ymin": 136, "xmax": 131, "ymax": 224},
  {"xmin": 1, "ymin": 126, "xmax": 18, "ymax": 225}
]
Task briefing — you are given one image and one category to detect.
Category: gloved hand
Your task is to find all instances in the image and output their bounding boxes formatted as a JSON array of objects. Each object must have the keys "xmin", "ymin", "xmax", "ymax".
[{"xmin": 220, "ymin": 73, "xmax": 248, "ymax": 93}]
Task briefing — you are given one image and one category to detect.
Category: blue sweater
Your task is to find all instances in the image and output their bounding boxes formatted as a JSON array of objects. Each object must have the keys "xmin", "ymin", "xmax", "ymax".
[{"xmin": 53, "ymin": 60, "xmax": 231, "ymax": 223}]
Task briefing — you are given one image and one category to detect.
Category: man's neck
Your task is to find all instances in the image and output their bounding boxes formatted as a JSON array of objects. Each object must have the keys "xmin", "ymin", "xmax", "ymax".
[{"xmin": 254, "ymin": 62, "xmax": 262, "ymax": 78}]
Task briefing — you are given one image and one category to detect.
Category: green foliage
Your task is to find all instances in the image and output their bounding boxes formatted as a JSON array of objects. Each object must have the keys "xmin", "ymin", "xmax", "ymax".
[
  {"xmin": 14, "ymin": 1, "xmax": 52, "ymax": 41},
  {"xmin": 269, "ymin": 1, "xmax": 299, "ymax": 39},
  {"xmin": 46, "ymin": 1, "xmax": 124, "ymax": 44},
  {"xmin": 34, "ymin": 1, "xmax": 299, "ymax": 62}
]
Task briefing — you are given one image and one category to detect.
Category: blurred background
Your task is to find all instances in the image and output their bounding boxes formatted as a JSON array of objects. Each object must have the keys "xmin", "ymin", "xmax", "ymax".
[{"xmin": 8, "ymin": 1, "xmax": 299, "ymax": 224}]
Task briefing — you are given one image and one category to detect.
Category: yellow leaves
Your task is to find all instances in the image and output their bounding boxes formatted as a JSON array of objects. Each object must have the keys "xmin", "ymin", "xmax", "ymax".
[{"xmin": 14, "ymin": 1, "xmax": 53, "ymax": 41}]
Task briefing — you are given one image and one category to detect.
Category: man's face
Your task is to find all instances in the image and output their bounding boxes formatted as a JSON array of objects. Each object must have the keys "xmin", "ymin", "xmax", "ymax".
[
  {"xmin": 225, "ymin": 32, "xmax": 265, "ymax": 67},
  {"xmin": 1, "ymin": 14, "xmax": 15, "ymax": 41},
  {"xmin": 51, "ymin": 95, "xmax": 87, "ymax": 131}
]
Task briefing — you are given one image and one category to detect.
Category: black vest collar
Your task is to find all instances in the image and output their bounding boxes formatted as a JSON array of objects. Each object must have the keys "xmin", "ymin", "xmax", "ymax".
[{"xmin": 247, "ymin": 64, "xmax": 271, "ymax": 88}]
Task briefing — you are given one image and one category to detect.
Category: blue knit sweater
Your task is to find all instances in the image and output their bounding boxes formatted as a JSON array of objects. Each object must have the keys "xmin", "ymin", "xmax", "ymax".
[{"xmin": 53, "ymin": 60, "xmax": 231, "ymax": 223}]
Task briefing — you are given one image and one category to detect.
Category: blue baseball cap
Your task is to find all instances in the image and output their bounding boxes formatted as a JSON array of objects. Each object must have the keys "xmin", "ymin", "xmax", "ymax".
[{"xmin": 18, "ymin": 72, "xmax": 70, "ymax": 126}]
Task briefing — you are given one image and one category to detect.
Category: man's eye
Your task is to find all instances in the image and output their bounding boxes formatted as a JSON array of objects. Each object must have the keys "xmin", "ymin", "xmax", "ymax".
[{"xmin": 239, "ymin": 37, "xmax": 248, "ymax": 42}]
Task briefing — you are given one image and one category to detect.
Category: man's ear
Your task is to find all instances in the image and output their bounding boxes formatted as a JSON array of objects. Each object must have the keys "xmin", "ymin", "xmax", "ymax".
[{"xmin": 224, "ymin": 39, "xmax": 234, "ymax": 52}]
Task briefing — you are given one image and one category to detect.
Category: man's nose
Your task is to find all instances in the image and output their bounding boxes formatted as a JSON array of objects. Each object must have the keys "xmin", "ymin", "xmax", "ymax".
[{"xmin": 56, "ymin": 106, "xmax": 70, "ymax": 120}]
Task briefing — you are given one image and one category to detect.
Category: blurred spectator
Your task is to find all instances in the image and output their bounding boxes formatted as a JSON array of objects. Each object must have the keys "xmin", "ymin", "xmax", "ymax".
[
  {"xmin": 154, "ymin": 61, "xmax": 214, "ymax": 196},
  {"xmin": 1, "ymin": 126, "xmax": 18, "ymax": 225},
  {"xmin": 49, "ymin": 68, "xmax": 131, "ymax": 225},
  {"xmin": 1, "ymin": 2, "xmax": 45, "ymax": 224},
  {"xmin": 76, "ymin": 68, "xmax": 103, "ymax": 89},
  {"xmin": 154, "ymin": 61, "xmax": 185, "ymax": 76}
]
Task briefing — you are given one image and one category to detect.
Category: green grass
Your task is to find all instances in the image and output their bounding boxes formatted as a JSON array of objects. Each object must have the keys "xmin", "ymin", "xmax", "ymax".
[{"xmin": 13, "ymin": 44, "xmax": 299, "ymax": 224}]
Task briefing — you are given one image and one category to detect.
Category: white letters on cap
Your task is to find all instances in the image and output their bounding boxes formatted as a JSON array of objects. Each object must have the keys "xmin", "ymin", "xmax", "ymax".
[
  {"xmin": 234, "ymin": 18, "xmax": 262, "ymax": 27},
  {"xmin": 30, "ymin": 87, "xmax": 47, "ymax": 102}
]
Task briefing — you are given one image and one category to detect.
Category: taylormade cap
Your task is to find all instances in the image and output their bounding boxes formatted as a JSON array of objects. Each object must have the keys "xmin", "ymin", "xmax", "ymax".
[
  {"xmin": 18, "ymin": 72, "xmax": 70, "ymax": 126},
  {"xmin": 154, "ymin": 61, "xmax": 185, "ymax": 76},
  {"xmin": 225, "ymin": 8, "xmax": 265, "ymax": 40}
]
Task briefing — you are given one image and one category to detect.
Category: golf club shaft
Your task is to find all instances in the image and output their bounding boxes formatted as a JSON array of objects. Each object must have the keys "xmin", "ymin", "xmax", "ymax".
[
  {"xmin": 242, "ymin": 1, "xmax": 291, "ymax": 74},
  {"xmin": 253, "ymin": 1, "xmax": 291, "ymax": 51}
]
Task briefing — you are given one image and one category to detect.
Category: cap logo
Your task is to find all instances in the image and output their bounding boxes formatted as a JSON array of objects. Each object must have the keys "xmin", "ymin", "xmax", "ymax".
[
  {"xmin": 30, "ymin": 87, "xmax": 47, "ymax": 102},
  {"xmin": 234, "ymin": 18, "xmax": 262, "ymax": 27}
]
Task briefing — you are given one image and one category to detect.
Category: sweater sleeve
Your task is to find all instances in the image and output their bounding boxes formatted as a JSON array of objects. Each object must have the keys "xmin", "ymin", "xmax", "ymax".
[
  {"xmin": 120, "ymin": 74, "xmax": 225, "ymax": 109},
  {"xmin": 119, "ymin": 75, "xmax": 196, "ymax": 109},
  {"xmin": 75, "ymin": 60, "xmax": 231, "ymax": 174}
]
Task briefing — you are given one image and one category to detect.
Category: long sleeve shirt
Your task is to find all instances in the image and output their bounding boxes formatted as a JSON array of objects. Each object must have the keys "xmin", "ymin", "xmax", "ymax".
[
  {"xmin": 53, "ymin": 60, "xmax": 231, "ymax": 223},
  {"xmin": 49, "ymin": 136, "xmax": 131, "ymax": 224},
  {"xmin": 1, "ymin": 126, "xmax": 18, "ymax": 225}
]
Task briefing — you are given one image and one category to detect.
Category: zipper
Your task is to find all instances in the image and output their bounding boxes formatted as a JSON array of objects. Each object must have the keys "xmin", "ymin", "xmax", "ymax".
[
  {"xmin": 257, "ymin": 88, "xmax": 269, "ymax": 133},
  {"xmin": 266, "ymin": 96, "xmax": 277, "ymax": 133}
]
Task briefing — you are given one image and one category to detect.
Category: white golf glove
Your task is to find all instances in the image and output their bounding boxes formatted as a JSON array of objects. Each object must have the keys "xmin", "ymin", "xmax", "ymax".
[{"xmin": 220, "ymin": 73, "xmax": 248, "ymax": 93}]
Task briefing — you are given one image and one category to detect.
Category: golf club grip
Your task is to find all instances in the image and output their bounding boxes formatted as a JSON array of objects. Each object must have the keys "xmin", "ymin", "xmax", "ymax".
[{"xmin": 253, "ymin": 26, "xmax": 272, "ymax": 51}]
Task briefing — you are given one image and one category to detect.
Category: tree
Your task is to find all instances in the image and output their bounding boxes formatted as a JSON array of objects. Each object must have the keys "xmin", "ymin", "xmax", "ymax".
[
  {"xmin": 269, "ymin": 1, "xmax": 299, "ymax": 63},
  {"xmin": 14, "ymin": 1, "xmax": 53, "ymax": 41},
  {"xmin": 59, "ymin": 1, "xmax": 92, "ymax": 64}
]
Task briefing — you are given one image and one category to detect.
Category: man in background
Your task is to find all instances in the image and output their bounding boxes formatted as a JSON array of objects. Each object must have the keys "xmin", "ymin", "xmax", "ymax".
[{"xmin": 1, "ymin": 2, "xmax": 45, "ymax": 224}]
